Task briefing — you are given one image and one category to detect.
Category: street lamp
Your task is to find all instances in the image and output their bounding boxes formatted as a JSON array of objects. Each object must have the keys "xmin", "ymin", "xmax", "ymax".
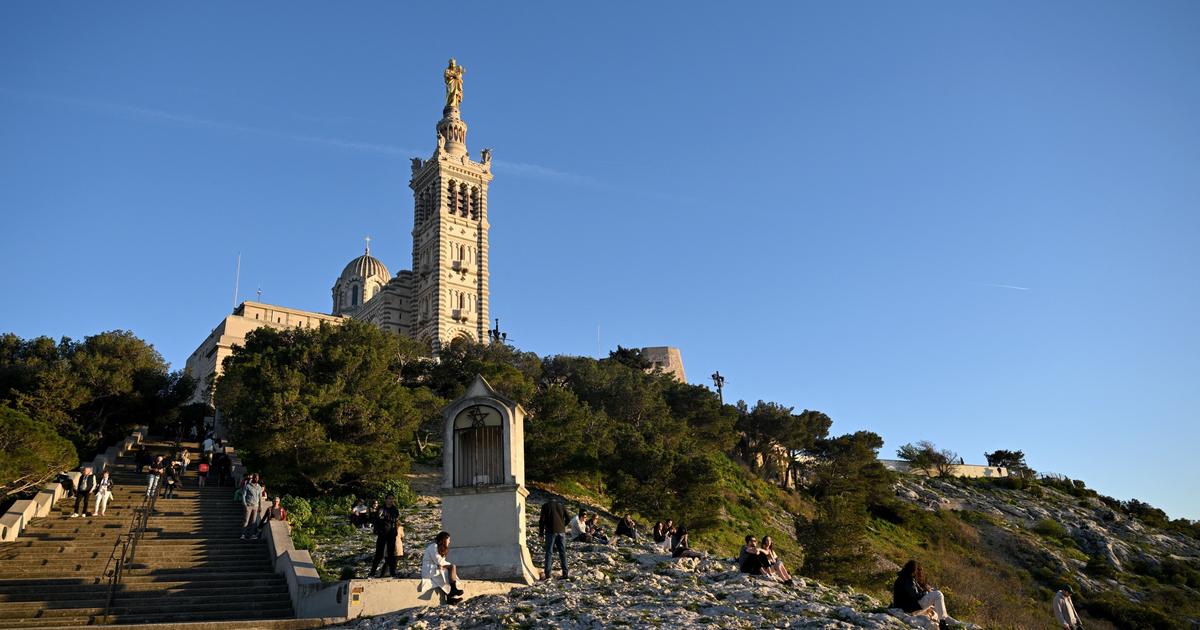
[
  {"xmin": 488, "ymin": 318, "xmax": 507, "ymax": 344},
  {"xmin": 711, "ymin": 370, "xmax": 726, "ymax": 404}
]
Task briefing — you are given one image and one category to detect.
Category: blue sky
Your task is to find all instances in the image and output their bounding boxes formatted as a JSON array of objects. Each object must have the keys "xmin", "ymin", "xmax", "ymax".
[{"xmin": 2, "ymin": 2, "xmax": 1197, "ymax": 519}]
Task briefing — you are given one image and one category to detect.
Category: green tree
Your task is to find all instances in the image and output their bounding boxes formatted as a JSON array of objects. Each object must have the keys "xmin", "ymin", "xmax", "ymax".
[
  {"xmin": 897, "ymin": 440, "xmax": 958, "ymax": 477},
  {"xmin": 215, "ymin": 320, "xmax": 429, "ymax": 495},
  {"xmin": 797, "ymin": 492, "xmax": 871, "ymax": 584},
  {"xmin": 984, "ymin": 449, "xmax": 1035, "ymax": 478},
  {"xmin": 0, "ymin": 407, "xmax": 78, "ymax": 497}
]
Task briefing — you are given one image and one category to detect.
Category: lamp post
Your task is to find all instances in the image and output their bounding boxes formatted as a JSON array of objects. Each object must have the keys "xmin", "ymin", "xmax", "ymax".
[
  {"xmin": 711, "ymin": 370, "xmax": 726, "ymax": 404},
  {"xmin": 488, "ymin": 318, "xmax": 507, "ymax": 344}
]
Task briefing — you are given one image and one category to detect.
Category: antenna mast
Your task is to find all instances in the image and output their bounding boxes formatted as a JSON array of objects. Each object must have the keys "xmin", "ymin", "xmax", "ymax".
[{"xmin": 232, "ymin": 253, "xmax": 241, "ymax": 312}]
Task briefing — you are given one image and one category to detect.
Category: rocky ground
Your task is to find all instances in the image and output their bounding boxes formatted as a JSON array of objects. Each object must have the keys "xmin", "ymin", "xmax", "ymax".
[
  {"xmin": 313, "ymin": 467, "xmax": 982, "ymax": 629},
  {"xmin": 893, "ymin": 476, "xmax": 1200, "ymax": 599},
  {"xmin": 339, "ymin": 539, "xmax": 981, "ymax": 629}
]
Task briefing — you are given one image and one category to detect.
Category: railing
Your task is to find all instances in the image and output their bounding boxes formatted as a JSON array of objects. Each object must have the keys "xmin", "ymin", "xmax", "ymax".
[{"xmin": 100, "ymin": 481, "xmax": 158, "ymax": 623}]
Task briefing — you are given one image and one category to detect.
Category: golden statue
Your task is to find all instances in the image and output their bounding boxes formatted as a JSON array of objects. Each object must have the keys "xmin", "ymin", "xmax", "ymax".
[{"xmin": 444, "ymin": 58, "xmax": 465, "ymax": 109}]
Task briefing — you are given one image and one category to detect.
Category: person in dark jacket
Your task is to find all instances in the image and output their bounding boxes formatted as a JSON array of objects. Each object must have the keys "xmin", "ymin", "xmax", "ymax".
[
  {"xmin": 614, "ymin": 514, "xmax": 638, "ymax": 540},
  {"xmin": 368, "ymin": 494, "xmax": 403, "ymax": 578},
  {"xmin": 738, "ymin": 535, "xmax": 770, "ymax": 575},
  {"xmin": 538, "ymin": 498, "xmax": 568, "ymax": 579},
  {"xmin": 71, "ymin": 466, "xmax": 97, "ymax": 517},
  {"xmin": 892, "ymin": 560, "xmax": 956, "ymax": 626}
]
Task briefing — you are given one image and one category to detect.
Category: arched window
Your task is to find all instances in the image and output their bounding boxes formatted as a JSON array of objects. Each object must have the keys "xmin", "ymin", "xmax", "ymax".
[
  {"xmin": 351, "ymin": 285, "xmax": 360, "ymax": 306},
  {"xmin": 452, "ymin": 405, "xmax": 503, "ymax": 487}
]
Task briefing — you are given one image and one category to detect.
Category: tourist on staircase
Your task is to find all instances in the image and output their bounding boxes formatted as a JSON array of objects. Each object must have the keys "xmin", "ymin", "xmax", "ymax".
[
  {"xmin": 197, "ymin": 458, "xmax": 209, "ymax": 487},
  {"xmin": 146, "ymin": 455, "xmax": 166, "ymax": 497},
  {"xmin": 256, "ymin": 496, "xmax": 288, "ymax": 538},
  {"xmin": 419, "ymin": 531, "xmax": 464, "ymax": 604},
  {"xmin": 368, "ymin": 494, "xmax": 403, "ymax": 578},
  {"xmin": 163, "ymin": 461, "xmax": 180, "ymax": 499},
  {"xmin": 93, "ymin": 469, "xmax": 113, "ymax": 517},
  {"xmin": 240, "ymin": 473, "xmax": 263, "ymax": 540},
  {"xmin": 71, "ymin": 466, "xmax": 97, "ymax": 518}
]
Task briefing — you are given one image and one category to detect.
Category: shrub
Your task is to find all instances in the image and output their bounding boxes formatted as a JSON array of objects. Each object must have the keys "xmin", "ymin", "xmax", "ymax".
[
  {"xmin": 1032, "ymin": 519, "xmax": 1069, "ymax": 541},
  {"xmin": 1085, "ymin": 555, "xmax": 1118, "ymax": 579},
  {"xmin": 283, "ymin": 495, "xmax": 313, "ymax": 528},
  {"xmin": 368, "ymin": 477, "xmax": 418, "ymax": 508},
  {"xmin": 1082, "ymin": 592, "xmax": 1174, "ymax": 630}
]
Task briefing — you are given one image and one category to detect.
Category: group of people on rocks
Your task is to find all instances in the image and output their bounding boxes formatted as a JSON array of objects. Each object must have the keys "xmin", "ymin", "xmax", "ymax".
[
  {"xmin": 344, "ymin": 497, "xmax": 465, "ymax": 604},
  {"xmin": 236, "ymin": 472, "xmax": 287, "ymax": 540},
  {"xmin": 537, "ymin": 498, "xmax": 703, "ymax": 581},
  {"xmin": 738, "ymin": 534, "xmax": 795, "ymax": 585}
]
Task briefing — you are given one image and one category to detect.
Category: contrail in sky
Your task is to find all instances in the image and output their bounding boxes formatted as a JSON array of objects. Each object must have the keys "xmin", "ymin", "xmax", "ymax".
[
  {"xmin": 976, "ymin": 282, "xmax": 1031, "ymax": 291},
  {"xmin": 0, "ymin": 86, "xmax": 593, "ymax": 184}
]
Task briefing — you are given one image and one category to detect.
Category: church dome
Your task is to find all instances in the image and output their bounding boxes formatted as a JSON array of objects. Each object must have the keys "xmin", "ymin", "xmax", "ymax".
[
  {"xmin": 331, "ymin": 243, "xmax": 392, "ymax": 316},
  {"xmin": 340, "ymin": 251, "xmax": 391, "ymax": 283}
]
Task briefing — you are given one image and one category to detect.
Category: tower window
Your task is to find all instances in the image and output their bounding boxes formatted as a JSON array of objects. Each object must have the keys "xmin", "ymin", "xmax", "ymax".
[{"xmin": 352, "ymin": 285, "xmax": 360, "ymax": 306}]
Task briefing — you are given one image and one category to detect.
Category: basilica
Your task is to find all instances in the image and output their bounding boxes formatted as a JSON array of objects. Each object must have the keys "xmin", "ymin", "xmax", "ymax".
[{"xmin": 185, "ymin": 60, "xmax": 495, "ymax": 401}]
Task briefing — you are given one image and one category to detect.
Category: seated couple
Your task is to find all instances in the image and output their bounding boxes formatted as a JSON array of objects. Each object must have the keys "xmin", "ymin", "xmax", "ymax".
[
  {"xmin": 419, "ymin": 531, "xmax": 465, "ymax": 604},
  {"xmin": 892, "ymin": 560, "xmax": 958, "ymax": 628},
  {"xmin": 568, "ymin": 509, "xmax": 610, "ymax": 545},
  {"xmin": 738, "ymin": 535, "xmax": 794, "ymax": 586}
]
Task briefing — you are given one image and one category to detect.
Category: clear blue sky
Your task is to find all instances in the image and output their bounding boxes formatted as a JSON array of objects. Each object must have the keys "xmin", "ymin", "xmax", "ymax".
[{"xmin": 2, "ymin": 3, "xmax": 1197, "ymax": 519}]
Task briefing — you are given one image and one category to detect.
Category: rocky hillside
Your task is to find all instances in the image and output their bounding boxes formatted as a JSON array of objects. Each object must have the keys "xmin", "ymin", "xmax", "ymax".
[
  {"xmin": 873, "ymin": 475, "xmax": 1200, "ymax": 629},
  {"xmin": 306, "ymin": 465, "xmax": 1198, "ymax": 629}
]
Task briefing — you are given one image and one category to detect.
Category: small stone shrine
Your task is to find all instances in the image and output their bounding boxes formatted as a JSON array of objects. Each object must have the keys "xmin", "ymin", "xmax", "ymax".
[{"xmin": 440, "ymin": 375, "xmax": 538, "ymax": 584}]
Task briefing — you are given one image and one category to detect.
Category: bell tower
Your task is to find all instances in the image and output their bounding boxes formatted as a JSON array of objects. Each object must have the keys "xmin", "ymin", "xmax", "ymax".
[{"xmin": 407, "ymin": 58, "xmax": 493, "ymax": 353}]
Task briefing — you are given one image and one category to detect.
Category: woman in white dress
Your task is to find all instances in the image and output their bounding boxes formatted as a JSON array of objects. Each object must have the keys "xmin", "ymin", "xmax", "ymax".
[{"xmin": 419, "ymin": 531, "xmax": 464, "ymax": 603}]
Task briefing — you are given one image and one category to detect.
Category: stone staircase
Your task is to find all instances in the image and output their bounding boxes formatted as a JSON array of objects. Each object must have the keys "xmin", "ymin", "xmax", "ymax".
[{"xmin": 0, "ymin": 440, "xmax": 305, "ymax": 628}]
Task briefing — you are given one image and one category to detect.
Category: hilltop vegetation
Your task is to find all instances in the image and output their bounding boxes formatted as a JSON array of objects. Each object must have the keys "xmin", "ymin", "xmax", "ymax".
[
  {"xmin": 211, "ymin": 321, "xmax": 1199, "ymax": 629},
  {"xmin": 0, "ymin": 330, "xmax": 200, "ymax": 500}
]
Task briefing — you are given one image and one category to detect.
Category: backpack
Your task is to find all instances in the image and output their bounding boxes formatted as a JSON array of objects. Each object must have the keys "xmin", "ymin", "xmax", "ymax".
[{"xmin": 198, "ymin": 463, "xmax": 209, "ymax": 474}]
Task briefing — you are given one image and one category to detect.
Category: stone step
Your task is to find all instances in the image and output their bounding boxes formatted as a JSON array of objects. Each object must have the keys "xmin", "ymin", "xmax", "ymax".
[
  {"xmin": 0, "ymin": 608, "xmax": 296, "ymax": 628},
  {"xmin": 0, "ymin": 548, "xmax": 268, "ymax": 562},
  {"xmin": 0, "ymin": 595, "xmax": 292, "ymax": 618},
  {"xmin": 0, "ymin": 575, "xmax": 285, "ymax": 592},
  {"xmin": 0, "ymin": 583, "xmax": 287, "ymax": 602}
]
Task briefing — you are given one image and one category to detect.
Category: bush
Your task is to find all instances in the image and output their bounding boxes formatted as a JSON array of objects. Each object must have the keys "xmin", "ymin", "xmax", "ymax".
[
  {"xmin": 1082, "ymin": 592, "xmax": 1174, "ymax": 630},
  {"xmin": 1085, "ymin": 555, "xmax": 1118, "ymax": 579},
  {"xmin": 283, "ymin": 495, "xmax": 313, "ymax": 528},
  {"xmin": 368, "ymin": 477, "xmax": 418, "ymax": 508},
  {"xmin": 1032, "ymin": 519, "xmax": 1070, "ymax": 541}
]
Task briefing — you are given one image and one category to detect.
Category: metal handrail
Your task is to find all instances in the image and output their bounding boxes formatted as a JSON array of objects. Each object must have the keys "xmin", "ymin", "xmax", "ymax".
[{"xmin": 100, "ymin": 476, "xmax": 159, "ymax": 623}]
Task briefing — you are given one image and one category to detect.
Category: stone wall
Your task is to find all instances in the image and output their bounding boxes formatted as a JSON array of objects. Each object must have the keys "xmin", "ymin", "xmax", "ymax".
[{"xmin": 879, "ymin": 459, "xmax": 1008, "ymax": 479}]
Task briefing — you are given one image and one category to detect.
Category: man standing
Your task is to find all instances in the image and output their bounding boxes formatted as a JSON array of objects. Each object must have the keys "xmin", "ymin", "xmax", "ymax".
[
  {"xmin": 146, "ymin": 456, "xmax": 166, "ymax": 498},
  {"xmin": 71, "ymin": 466, "xmax": 96, "ymax": 517},
  {"xmin": 240, "ymin": 474, "xmax": 262, "ymax": 540},
  {"xmin": 538, "ymin": 498, "xmax": 568, "ymax": 580},
  {"xmin": 368, "ymin": 494, "xmax": 403, "ymax": 578},
  {"xmin": 1053, "ymin": 585, "xmax": 1083, "ymax": 629}
]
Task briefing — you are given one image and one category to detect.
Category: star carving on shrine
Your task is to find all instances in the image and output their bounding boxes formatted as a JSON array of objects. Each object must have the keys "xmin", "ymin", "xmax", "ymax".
[{"xmin": 467, "ymin": 406, "xmax": 489, "ymax": 428}]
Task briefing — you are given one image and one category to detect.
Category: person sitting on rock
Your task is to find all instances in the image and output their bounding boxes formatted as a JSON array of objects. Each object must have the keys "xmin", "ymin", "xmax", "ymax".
[
  {"xmin": 420, "ymin": 531, "xmax": 465, "ymax": 604},
  {"xmin": 587, "ymin": 513, "xmax": 611, "ymax": 545},
  {"xmin": 760, "ymin": 536, "xmax": 795, "ymax": 586},
  {"xmin": 892, "ymin": 560, "xmax": 956, "ymax": 627},
  {"xmin": 671, "ymin": 528, "xmax": 702, "ymax": 559},
  {"xmin": 653, "ymin": 521, "xmax": 667, "ymax": 547},
  {"xmin": 568, "ymin": 509, "xmax": 592, "ymax": 543},
  {"xmin": 615, "ymin": 514, "xmax": 638, "ymax": 540},
  {"xmin": 738, "ymin": 535, "xmax": 768, "ymax": 575},
  {"xmin": 350, "ymin": 499, "xmax": 370, "ymax": 530}
]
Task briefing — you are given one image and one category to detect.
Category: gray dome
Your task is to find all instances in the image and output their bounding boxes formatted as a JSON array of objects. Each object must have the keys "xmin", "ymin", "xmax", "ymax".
[{"xmin": 339, "ymin": 250, "xmax": 391, "ymax": 284}]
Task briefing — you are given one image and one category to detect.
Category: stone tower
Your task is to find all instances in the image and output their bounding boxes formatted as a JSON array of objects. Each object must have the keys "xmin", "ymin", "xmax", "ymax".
[{"xmin": 407, "ymin": 59, "xmax": 493, "ymax": 352}]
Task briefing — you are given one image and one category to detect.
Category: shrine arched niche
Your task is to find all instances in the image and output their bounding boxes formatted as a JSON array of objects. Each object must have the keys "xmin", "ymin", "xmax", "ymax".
[{"xmin": 451, "ymin": 403, "xmax": 504, "ymax": 488}]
